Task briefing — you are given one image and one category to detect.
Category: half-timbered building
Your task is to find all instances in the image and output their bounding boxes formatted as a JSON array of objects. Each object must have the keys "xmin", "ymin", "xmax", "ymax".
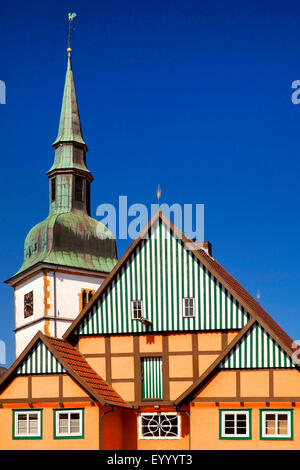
[{"xmin": 0, "ymin": 45, "xmax": 299, "ymax": 450}]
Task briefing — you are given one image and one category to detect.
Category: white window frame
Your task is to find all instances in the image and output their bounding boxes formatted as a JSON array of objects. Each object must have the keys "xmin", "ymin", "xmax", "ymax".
[
  {"xmin": 261, "ymin": 410, "xmax": 292, "ymax": 439},
  {"xmin": 220, "ymin": 410, "xmax": 251, "ymax": 439},
  {"xmin": 182, "ymin": 297, "xmax": 195, "ymax": 318},
  {"xmin": 14, "ymin": 410, "xmax": 42, "ymax": 438},
  {"xmin": 131, "ymin": 300, "xmax": 143, "ymax": 320},
  {"xmin": 55, "ymin": 409, "xmax": 83, "ymax": 438},
  {"xmin": 138, "ymin": 412, "xmax": 181, "ymax": 440}
]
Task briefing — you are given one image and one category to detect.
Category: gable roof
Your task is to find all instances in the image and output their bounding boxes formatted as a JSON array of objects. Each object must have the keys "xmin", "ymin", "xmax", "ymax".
[
  {"xmin": 174, "ymin": 317, "xmax": 297, "ymax": 406},
  {"xmin": 64, "ymin": 210, "xmax": 294, "ymax": 355},
  {"xmin": 0, "ymin": 332, "xmax": 130, "ymax": 409}
]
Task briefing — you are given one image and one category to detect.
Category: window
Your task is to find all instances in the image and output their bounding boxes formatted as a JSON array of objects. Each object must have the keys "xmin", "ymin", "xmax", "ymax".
[
  {"xmin": 51, "ymin": 178, "xmax": 56, "ymax": 202},
  {"xmin": 79, "ymin": 289, "xmax": 95, "ymax": 311},
  {"xmin": 139, "ymin": 413, "xmax": 180, "ymax": 439},
  {"xmin": 75, "ymin": 176, "xmax": 83, "ymax": 202},
  {"xmin": 183, "ymin": 297, "xmax": 194, "ymax": 317},
  {"xmin": 24, "ymin": 291, "xmax": 34, "ymax": 318},
  {"xmin": 131, "ymin": 300, "xmax": 143, "ymax": 320},
  {"xmin": 141, "ymin": 357, "xmax": 163, "ymax": 399},
  {"xmin": 13, "ymin": 410, "xmax": 42, "ymax": 439},
  {"xmin": 260, "ymin": 410, "xmax": 293, "ymax": 440},
  {"xmin": 219, "ymin": 410, "xmax": 251, "ymax": 439},
  {"xmin": 54, "ymin": 409, "xmax": 84, "ymax": 439}
]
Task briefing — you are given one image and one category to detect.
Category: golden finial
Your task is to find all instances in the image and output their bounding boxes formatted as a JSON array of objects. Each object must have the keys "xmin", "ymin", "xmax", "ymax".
[
  {"xmin": 156, "ymin": 184, "xmax": 162, "ymax": 204},
  {"xmin": 67, "ymin": 12, "xmax": 77, "ymax": 53},
  {"xmin": 256, "ymin": 289, "xmax": 261, "ymax": 302}
]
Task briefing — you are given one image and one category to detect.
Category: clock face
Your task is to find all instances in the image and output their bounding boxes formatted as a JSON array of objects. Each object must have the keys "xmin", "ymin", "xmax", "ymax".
[{"xmin": 24, "ymin": 291, "xmax": 33, "ymax": 318}]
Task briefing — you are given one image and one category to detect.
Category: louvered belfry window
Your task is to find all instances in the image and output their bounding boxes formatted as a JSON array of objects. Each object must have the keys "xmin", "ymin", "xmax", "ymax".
[{"xmin": 141, "ymin": 357, "xmax": 163, "ymax": 399}]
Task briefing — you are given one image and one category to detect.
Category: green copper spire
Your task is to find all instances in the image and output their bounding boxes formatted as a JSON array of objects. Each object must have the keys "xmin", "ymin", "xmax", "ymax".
[
  {"xmin": 11, "ymin": 42, "xmax": 118, "ymax": 278},
  {"xmin": 52, "ymin": 51, "xmax": 86, "ymax": 148}
]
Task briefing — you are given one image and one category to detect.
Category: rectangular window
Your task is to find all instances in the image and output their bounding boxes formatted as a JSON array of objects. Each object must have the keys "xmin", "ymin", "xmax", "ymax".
[
  {"xmin": 183, "ymin": 297, "xmax": 195, "ymax": 317},
  {"xmin": 54, "ymin": 409, "xmax": 84, "ymax": 439},
  {"xmin": 75, "ymin": 176, "xmax": 83, "ymax": 202},
  {"xmin": 139, "ymin": 413, "xmax": 180, "ymax": 439},
  {"xmin": 219, "ymin": 410, "xmax": 251, "ymax": 439},
  {"xmin": 131, "ymin": 300, "xmax": 143, "ymax": 320},
  {"xmin": 13, "ymin": 410, "xmax": 42, "ymax": 439},
  {"xmin": 24, "ymin": 291, "xmax": 34, "ymax": 318},
  {"xmin": 260, "ymin": 410, "xmax": 293, "ymax": 440},
  {"xmin": 51, "ymin": 178, "xmax": 56, "ymax": 202},
  {"xmin": 141, "ymin": 357, "xmax": 163, "ymax": 399}
]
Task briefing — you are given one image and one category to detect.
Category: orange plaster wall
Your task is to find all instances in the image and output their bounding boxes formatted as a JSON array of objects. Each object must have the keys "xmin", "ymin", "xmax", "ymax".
[
  {"xmin": 111, "ymin": 335, "xmax": 133, "ymax": 353},
  {"xmin": 198, "ymin": 332, "xmax": 222, "ymax": 351},
  {"xmin": 111, "ymin": 356, "xmax": 134, "ymax": 379},
  {"xmin": 32, "ymin": 376, "xmax": 59, "ymax": 398},
  {"xmin": 0, "ymin": 404, "xmax": 99, "ymax": 450},
  {"xmin": 0, "ymin": 377, "xmax": 28, "ymax": 399},
  {"xmin": 190, "ymin": 404, "xmax": 300, "ymax": 450},
  {"xmin": 240, "ymin": 371, "xmax": 269, "ymax": 397},
  {"xmin": 84, "ymin": 357, "xmax": 106, "ymax": 381},
  {"xmin": 196, "ymin": 371, "xmax": 237, "ymax": 397},
  {"xmin": 170, "ymin": 381, "xmax": 193, "ymax": 401},
  {"xmin": 78, "ymin": 337, "xmax": 106, "ymax": 355},
  {"xmin": 168, "ymin": 334, "xmax": 192, "ymax": 352},
  {"xmin": 139, "ymin": 335, "xmax": 162, "ymax": 353},
  {"xmin": 273, "ymin": 369, "xmax": 300, "ymax": 397},
  {"xmin": 102, "ymin": 407, "xmax": 124, "ymax": 450},
  {"xmin": 111, "ymin": 382, "xmax": 135, "ymax": 402},
  {"xmin": 198, "ymin": 354, "xmax": 219, "ymax": 376},
  {"xmin": 62, "ymin": 375, "xmax": 89, "ymax": 398},
  {"xmin": 169, "ymin": 355, "xmax": 193, "ymax": 378}
]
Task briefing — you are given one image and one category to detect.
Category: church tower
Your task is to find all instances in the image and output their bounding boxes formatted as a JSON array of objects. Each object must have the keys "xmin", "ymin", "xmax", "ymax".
[{"xmin": 6, "ymin": 47, "xmax": 118, "ymax": 357}]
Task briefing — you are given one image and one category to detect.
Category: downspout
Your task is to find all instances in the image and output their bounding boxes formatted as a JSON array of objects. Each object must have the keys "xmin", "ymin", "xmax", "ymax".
[
  {"xmin": 100, "ymin": 404, "xmax": 114, "ymax": 450},
  {"xmin": 171, "ymin": 403, "xmax": 191, "ymax": 451}
]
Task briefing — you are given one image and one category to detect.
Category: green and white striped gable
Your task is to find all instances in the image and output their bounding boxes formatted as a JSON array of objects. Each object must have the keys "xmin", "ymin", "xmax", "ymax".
[
  {"xmin": 16, "ymin": 340, "xmax": 66, "ymax": 375},
  {"xmin": 220, "ymin": 322, "xmax": 294, "ymax": 369},
  {"xmin": 75, "ymin": 220, "xmax": 250, "ymax": 335}
]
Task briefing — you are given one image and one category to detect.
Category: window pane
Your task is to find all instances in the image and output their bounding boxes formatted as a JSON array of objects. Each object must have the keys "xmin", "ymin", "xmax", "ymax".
[
  {"xmin": 58, "ymin": 413, "xmax": 69, "ymax": 434},
  {"xmin": 17, "ymin": 414, "xmax": 27, "ymax": 435},
  {"xmin": 28, "ymin": 414, "xmax": 38, "ymax": 434},
  {"xmin": 278, "ymin": 414, "xmax": 288, "ymax": 435},
  {"xmin": 265, "ymin": 414, "xmax": 276, "ymax": 435},
  {"xmin": 70, "ymin": 413, "xmax": 80, "ymax": 434}
]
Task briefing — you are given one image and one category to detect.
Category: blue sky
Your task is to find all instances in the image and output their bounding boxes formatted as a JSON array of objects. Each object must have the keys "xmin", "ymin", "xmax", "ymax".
[{"xmin": 1, "ymin": 0, "xmax": 300, "ymax": 366}]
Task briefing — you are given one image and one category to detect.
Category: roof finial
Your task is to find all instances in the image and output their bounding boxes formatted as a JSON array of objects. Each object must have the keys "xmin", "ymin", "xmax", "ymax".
[
  {"xmin": 256, "ymin": 289, "xmax": 261, "ymax": 302},
  {"xmin": 67, "ymin": 12, "xmax": 77, "ymax": 53},
  {"xmin": 156, "ymin": 184, "xmax": 162, "ymax": 205}
]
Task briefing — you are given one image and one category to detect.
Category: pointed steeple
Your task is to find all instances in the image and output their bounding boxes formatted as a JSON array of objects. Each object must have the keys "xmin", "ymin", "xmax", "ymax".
[
  {"xmin": 47, "ymin": 47, "xmax": 93, "ymax": 216},
  {"xmin": 52, "ymin": 50, "xmax": 86, "ymax": 149}
]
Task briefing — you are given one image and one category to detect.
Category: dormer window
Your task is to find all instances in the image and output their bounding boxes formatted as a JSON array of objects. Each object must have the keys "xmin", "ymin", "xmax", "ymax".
[
  {"xmin": 131, "ymin": 300, "xmax": 143, "ymax": 320},
  {"xmin": 183, "ymin": 297, "xmax": 195, "ymax": 318}
]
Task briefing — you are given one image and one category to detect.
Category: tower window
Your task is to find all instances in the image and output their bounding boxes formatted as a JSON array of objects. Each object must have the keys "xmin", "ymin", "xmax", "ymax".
[
  {"xmin": 24, "ymin": 291, "xmax": 34, "ymax": 318},
  {"xmin": 79, "ymin": 289, "xmax": 95, "ymax": 311},
  {"xmin": 75, "ymin": 176, "xmax": 83, "ymax": 202},
  {"xmin": 51, "ymin": 178, "xmax": 56, "ymax": 202}
]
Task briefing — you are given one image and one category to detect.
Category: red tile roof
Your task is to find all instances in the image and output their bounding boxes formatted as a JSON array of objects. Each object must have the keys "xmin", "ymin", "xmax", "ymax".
[{"xmin": 47, "ymin": 336, "xmax": 130, "ymax": 408}]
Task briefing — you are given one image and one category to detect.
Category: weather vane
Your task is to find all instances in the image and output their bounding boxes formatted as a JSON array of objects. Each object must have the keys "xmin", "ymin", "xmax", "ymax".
[
  {"xmin": 67, "ymin": 12, "xmax": 77, "ymax": 51},
  {"xmin": 156, "ymin": 184, "xmax": 162, "ymax": 205}
]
